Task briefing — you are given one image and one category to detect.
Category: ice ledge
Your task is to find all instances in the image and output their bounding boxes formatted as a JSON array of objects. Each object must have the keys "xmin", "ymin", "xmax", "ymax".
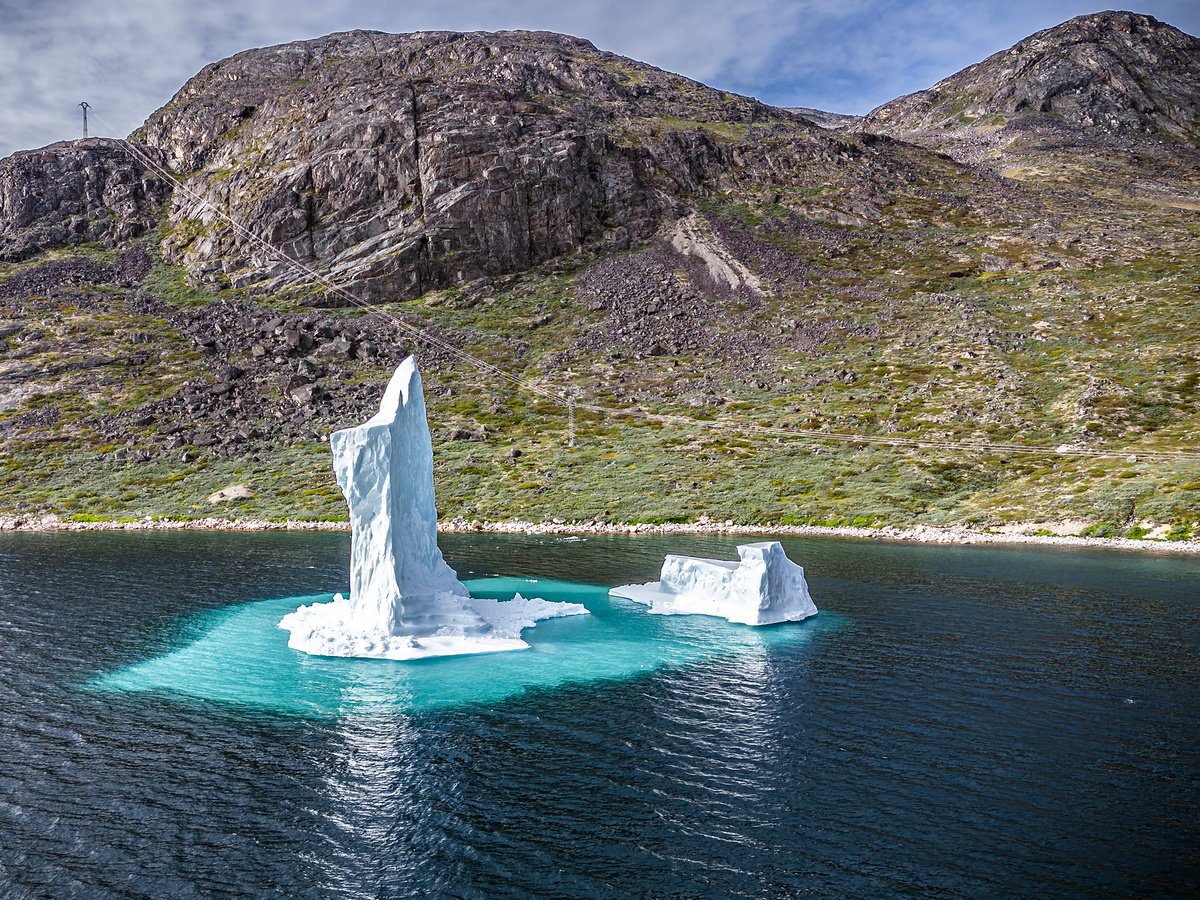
[
  {"xmin": 279, "ymin": 591, "xmax": 588, "ymax": 660},
  {"xmin": 609, "ymin": 541, "xmax": 817, "ymax": 626}
]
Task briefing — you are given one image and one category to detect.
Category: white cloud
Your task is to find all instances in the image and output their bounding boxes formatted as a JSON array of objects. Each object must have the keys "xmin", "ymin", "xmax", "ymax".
[{"xmin": 1, "ymin": 0, "xmax": 1197, "ymax": 157}]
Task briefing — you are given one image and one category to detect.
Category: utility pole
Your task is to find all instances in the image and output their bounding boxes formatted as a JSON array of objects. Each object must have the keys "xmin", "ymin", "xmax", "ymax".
[
  {"xmin": 78, "ymin": 101, "xmax": 90, "ymax": 138},
  {"xmin": 566, "ymin": 390, "xmax": 576, "ymax": 449}
]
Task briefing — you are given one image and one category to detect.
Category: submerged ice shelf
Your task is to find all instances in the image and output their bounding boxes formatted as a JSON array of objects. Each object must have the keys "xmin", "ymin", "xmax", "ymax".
[
  {"xmin": 94, "ymin": 577, "xmax": 833, "ymax": 716},
  {"xmin": 610, "ymin": 541, "xmax": 818, "ymax": 625},
  {"xmin": 279, "ymin": 357, "xmax": 586, "ymax": 659}
]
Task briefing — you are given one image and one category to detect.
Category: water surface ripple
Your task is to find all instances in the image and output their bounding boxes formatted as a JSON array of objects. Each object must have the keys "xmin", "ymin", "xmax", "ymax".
[{"xmin": 0, "ymin": 531, "xmax": 1196, "ymax": 897}]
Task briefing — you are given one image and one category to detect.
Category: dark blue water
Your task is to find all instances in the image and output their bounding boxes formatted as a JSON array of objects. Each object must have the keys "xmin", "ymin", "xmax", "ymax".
[{"xmin": 1, "ymin": 532, "xmax": 1197, "ymax": 897}]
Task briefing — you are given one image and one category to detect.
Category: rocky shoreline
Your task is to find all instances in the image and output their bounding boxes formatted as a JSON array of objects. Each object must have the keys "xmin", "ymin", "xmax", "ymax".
[{"xmin": 2, "ymin": 514, "xmax": 1196, "ymax": 555}]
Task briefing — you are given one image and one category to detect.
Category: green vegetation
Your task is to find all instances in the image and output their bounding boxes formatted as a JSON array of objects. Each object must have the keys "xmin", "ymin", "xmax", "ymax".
[
  {"xmin": 2, "ymin": 223, "xmax": 1197, "ymax": 530},
  {"xmin": 649, "ymin": 116, "xmax": 749, "ymax": 143},
  {"xmin": 1165, "ymin": 522, "xmax": 1194, "ymax": 541},
  {"xmin": 1, "ymin": 121, "xmax": 1198, "ymax": 534}
]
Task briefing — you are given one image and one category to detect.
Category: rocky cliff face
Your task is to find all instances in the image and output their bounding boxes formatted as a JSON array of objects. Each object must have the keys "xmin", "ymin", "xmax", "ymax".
[
  {"xmin": 134, "ymin": 30, "xmax": 872, "ymax": 300},
  {"xmin": 0, "ymin": 138, "xmax": 168, "ymax": 262},
  {"xmin": 861, "ymin": 12, "xmax": 1200, "ymax": 146}
]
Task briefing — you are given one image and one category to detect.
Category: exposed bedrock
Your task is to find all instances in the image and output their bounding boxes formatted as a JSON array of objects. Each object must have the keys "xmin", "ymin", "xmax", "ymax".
[
  {"xmin": 0, "ymin": 138, "xmax": 169, "ymax": 262},
  {"xmin": 861, "ymin": 12, "xmax": 1200, "ymax": 146},
  {"xmin": 133, "ymin": 29, "xmax": 860, "ymax": 299}
]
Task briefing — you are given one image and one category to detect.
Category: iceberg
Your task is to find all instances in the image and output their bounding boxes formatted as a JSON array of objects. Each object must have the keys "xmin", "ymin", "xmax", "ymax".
[
  {"xmin": 279, "ymin": 356, "xmax": 587, "ymax": 659},
  {"xmin": 609, "ymin": 541, "xmax": 817, "ymax": 625}
]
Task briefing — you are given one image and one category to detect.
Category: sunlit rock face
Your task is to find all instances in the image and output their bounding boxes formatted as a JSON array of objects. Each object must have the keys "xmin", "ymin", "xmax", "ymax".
[
  {"xmin": 610, "ymin": 542, "xmax": 817, "ymax": 626},
  {"xmin": 279, "ymin": 356, "xmax": 586, "ymax": 659},
  {"xmin": 0, "ymin": 138, "xmax": 169, "ymax": 262},
  {"xmin": 137, "ymin": 30, "xmax": 824, "ymax": 300}
]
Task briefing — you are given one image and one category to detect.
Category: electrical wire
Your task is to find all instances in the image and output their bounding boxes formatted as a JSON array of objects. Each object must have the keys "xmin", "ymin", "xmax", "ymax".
[{"xmin": 88, "ymin": 118, "xmax": 1200, "ymax": 464}]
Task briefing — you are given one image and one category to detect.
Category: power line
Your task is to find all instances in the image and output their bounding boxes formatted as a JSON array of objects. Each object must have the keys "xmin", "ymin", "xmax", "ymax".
[
  {"xmin": 566, "ymin": 390, "xmax": 576, "ymax": 448},
  {"xmin": 93, "ymin": 116, "xmax": 1200, "ymax": 465},
  {"xmin": 95, "ymin": 114, "xmax": 561, "ymax": 405},
  {"xmin": 584, "ymin": 403, "xmax": 1200, "ymax": 462}
]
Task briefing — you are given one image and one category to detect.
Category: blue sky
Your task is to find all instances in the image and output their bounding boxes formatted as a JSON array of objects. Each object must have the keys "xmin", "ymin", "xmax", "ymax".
[{"xmin": 1, "ymin": 1, "xmax": 1197, "ymax": 158}]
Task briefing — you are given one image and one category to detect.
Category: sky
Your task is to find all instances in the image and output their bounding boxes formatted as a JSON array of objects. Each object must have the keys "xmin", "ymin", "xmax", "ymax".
[{"xmin": 1, "ymin": 0, "xmax": 1197, "ymax": 158}]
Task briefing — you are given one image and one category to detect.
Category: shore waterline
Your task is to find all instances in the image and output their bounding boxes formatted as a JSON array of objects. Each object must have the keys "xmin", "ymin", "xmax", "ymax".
[{"xmin": 1, "ymin": 512, "xmax": 1197, "ymax": 554}]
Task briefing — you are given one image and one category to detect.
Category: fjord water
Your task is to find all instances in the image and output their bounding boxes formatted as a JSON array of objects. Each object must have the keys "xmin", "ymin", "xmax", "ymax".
[{"xmin": 1, "ymin": 532, "xmax": 1196, "ymax": 896}]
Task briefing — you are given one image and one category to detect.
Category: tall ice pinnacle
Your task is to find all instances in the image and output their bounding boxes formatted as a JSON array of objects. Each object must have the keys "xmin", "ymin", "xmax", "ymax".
[
  {"xmin": 279, "ymin": 356, "xmax": 587, "ymax": 660},
  {"xmin": 332, "ymin": 356, "xmax": 481, "ymax": 636}
]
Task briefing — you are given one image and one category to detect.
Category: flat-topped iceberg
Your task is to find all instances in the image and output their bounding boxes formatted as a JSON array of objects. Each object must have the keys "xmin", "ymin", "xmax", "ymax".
[
  {"xmin": 279, "ymin": 356, "xmax": 587, "ymax": 659},
  {"xmin": 609, "ymin": 542, "xmax": 817, "ymax": 625}
]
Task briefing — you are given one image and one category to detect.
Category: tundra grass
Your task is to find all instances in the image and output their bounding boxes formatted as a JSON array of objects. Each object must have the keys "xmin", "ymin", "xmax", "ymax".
[{"xmin": 2, "ymin": 185, "xmax": 1197, "ymax": 529}]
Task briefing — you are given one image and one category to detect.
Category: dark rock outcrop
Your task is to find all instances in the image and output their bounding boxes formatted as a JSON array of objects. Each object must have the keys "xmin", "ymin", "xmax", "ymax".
[
  {"xmin": 134, "ymin": 30, "xmax": 850, "ymax": 300},
  {"xmin": 573, "ymin": 243, "xmax": 762, "ymax": 362},
  {"xmin": 861, "ymin": 11, "xmax": 1200, "ymax": 145},
  {"xmin": 0, "ymin": 247, "xmax": 154, "ymax": 299},
  {"xmin": 0, "ymin": 138, "xmax": 170, "ymax": 262},
  {"xmin": 0, "ymin": 257, "xmax": 114, "ymax": 298}
]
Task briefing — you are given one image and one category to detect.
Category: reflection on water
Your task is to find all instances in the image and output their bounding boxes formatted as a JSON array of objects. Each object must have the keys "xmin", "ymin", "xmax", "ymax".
[{"xmin": 309, "ymin": 713, "xmax": 429, "ymax": 893}]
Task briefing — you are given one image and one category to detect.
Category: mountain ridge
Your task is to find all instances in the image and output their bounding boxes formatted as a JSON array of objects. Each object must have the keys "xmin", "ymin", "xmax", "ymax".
[
  {"xmin": 132, "ymin": 27, "xmax": 880, "ymax": 301},
  {"xmin": 0, "ymin": 15, "xmax": 1196, "ymax": 533},
  {"xmin": 860, "ymin": 11, "xmax": 1200, "ymax": 149}
]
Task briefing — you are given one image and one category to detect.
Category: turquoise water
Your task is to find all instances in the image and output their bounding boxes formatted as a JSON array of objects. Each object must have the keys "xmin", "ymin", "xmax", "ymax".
[{"xmin": 93, "ymin": 577, "xmax": 830, "ymax": 716}]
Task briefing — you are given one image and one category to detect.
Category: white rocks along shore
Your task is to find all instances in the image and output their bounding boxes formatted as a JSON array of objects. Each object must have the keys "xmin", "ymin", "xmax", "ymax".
[{"xmin": 1, "ymin": 513, "xmax": 1197, "ymax": 554}]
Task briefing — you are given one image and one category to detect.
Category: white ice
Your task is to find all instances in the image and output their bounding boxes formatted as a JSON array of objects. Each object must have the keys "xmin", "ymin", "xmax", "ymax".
[
  {"xmin": 279, "ymin": 357, "xmax": 587, "ymax": 660},
  {"xmin": 609, "ymin": 541, "xmax": 817, "ymax": 626}
]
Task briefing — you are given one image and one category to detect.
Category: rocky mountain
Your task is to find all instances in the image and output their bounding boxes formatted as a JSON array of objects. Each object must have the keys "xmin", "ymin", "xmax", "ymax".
[
  {"xmin": 0, "ymin": 139, "xmax": 168, "ymax": 262},
  {"xmin": 861, "ymin": 11, "xmax": 1200, "ymax": 153},
  {"xmin": 0, "ymin": 18, "xmax": 1197, "ymax": 533},
  {"xmin": 133, "ymin": 30, "xmax": 909, "ymax": 301}
]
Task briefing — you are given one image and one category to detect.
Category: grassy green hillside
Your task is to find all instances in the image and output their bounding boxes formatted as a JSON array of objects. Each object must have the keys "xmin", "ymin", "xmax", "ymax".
[{"xmin": 2, "ymin": 170, "xmax": 1197, "ymax": 535}]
